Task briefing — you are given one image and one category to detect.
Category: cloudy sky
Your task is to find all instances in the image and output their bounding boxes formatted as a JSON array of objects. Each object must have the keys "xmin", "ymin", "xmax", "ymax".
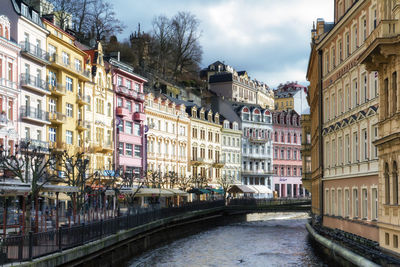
[{"xmin": 113, "ymin": 0, "xmax": 333, "ymax": 88}]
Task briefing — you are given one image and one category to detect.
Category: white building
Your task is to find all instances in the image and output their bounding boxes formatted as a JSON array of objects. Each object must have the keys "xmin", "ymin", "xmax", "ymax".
[
  {"xmin": 5, "ymin": 0, "xmax": 50, "ymax": 150},
  {"xmin": 221, "ymin": 119, "xmax": 241, "ymax": 185},
  {"xmin": 238, "ymin": 104, "xmax": 274, "ymax": 197}
]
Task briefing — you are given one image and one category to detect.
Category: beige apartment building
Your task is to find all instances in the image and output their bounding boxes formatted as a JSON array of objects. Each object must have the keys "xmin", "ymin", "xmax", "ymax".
[{"xmin": 308, "ymin": 0, "xmax": 381, "ymax": 242}]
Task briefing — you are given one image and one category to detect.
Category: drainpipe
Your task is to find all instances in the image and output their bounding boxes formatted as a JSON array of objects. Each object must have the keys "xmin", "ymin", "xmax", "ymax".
[{"xmin": 318, "ymin": 49, "xmax": 324, "ymax": 221}]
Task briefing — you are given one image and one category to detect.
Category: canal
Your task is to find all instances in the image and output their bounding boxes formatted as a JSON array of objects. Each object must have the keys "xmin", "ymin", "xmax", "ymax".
[{"xmin": 127, "ymin": 212, "xmax": 328, "ymax": 267}]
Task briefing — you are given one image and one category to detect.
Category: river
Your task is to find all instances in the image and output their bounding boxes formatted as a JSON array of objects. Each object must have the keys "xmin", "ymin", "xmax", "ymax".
[{"xmin": 128, "ymin": 212, "xmax": 328, "ymax": 267}]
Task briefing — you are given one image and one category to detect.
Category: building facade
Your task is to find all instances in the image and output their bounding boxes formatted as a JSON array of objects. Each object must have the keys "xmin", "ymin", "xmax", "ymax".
[
  {"xmin": 359, "ymin": 0, "xmax": 400, "ymax": 254},
  {"xmin": 221, "ymin": 118, "xmax": 242, "ymax": 185},
  {"xmin": 307, "ymin": 0, "xmax": 380, "ymax": 242},
  {"xmin": 108, "ymin": 57, "xmax": 147, "ymax": 176},
  {"xmin": 82, "ymin": 42, "xmax": 114, "ymax": 172},
  {"xmin": 272, "ymin": 110, "xmax": 305, "ymax": 197},
  {"xmin": 43, "ymin": 18, "xmax": 91, "ymax": 155},
  {"xmin": 274, "ymin": 82, "xmax": 309, "ymax": 114},
  {"xmin": 188, "ymin": 104, "xmax": 222, "ymax": 186},
  {"xmin": 301, "ymin": 114, "xmax": 312, "ymax": 192},
  {"xmin": 0, "ymin": 14, "xmax": 20, "ymax": 152},
  {"xmin": 4, "ymin": 0, "xmax": 50, "ymax": 151},
  {"xmin": 238, "ymin": 104, "xmax": 273, "ymax": 194},
  {"xmin": 203, "ymin": 61, "xmax": 274, "ymax": 109},
  {"xmin": 145, "ymin": 94, "xmax": 190, "ymax": 180}
]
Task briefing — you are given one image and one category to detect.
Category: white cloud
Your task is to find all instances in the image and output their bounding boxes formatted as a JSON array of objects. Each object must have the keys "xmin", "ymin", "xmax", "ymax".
[{"xmin": 114, "ymin": 0, "xmax": 333, "ymax": 87}]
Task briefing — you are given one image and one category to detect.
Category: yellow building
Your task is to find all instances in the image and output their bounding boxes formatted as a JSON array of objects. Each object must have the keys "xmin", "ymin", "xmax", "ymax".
[
  {"xmin": 43, "ymin": 19, "xmax": 91, "ymax": 155},
  {"xmin": 301, "ymin": 114, "xmax": 312, "ymax": 192},
  {"xmin": 188, "ymin": 104, "xmax": 222, "ymax": 187},
  {"xmin": 81, "ymin": 42, "xmax": 114, "ymax": 173}
]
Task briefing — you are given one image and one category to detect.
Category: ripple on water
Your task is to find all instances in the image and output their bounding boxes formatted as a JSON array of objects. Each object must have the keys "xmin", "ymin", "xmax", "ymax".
[{"xmin": 128, "ymin": 212, "xmax": 327, "ymax": 267}]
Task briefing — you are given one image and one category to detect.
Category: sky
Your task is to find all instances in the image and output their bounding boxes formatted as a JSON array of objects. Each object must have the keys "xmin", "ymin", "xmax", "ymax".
[{"xmin": 113, "ymin": 0, "xmax": 333, "ymax": 88}]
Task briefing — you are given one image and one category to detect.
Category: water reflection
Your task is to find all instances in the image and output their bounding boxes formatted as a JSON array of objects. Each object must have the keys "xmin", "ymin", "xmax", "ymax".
[{"xmin": 129, "ymin": 212, "xmax": 327, "ymax": 267}]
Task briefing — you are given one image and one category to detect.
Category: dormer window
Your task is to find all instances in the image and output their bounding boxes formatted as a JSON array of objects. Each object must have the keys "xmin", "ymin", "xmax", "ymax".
[
  {"xmin": 21, "ymin": 4, "xmax": 28, "ymax": 17},
  {"xmin": 32, "ymin": 11, "xmax": 39, "ymax": 23},
  {"xmin": 233, "ymin": 122, "xmax": 238, "ymax": 131},
  {"xmin": 200, "ymin": 110, "xmax": 205, "ymax": 120},
  {"xmin": 215, "ymin": 114, "xmax": 219, "ymax": 124},
  {"xmin": 192, "ymin": 108, "xmax": 197, "ymax": 118},
  {"xmin": 208, "ymin": 112, "xmax": 212, "ymax": 122},
  {"xmin": 224, "ymin": 121, "xmax": 229, "ymax": 129}
]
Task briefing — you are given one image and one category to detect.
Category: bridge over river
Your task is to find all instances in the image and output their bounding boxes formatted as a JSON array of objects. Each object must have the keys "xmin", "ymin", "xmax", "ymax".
[{"xmin": 2, "ymin": 198, "xmax": 311, "ymax": 266}]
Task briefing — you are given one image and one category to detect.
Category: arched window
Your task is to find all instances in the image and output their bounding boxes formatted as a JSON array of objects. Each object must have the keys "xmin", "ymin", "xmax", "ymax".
[
  {"xmin": 274, "ymin": 132, "xmax": 278, "ymax": 142},
  {"xmin": 5, "ymin": 27, "xmax": 8, "ymax": 39},
  {"xmin": 385, "ymin": 163, "xmax": 390, "ymax": 204},
  {"xmin": 0, "ymin": 25, "xmax": 3, "ymax": 37},
  {"xmin": 281, "ymin": 132, "xmax": 284, "ymax": 142},
  {"xmin": 287, "ymin": 133, "xmax": 291, "ymax": 143},
  {"xmin": 294, "ymin": 133, "xmax": 297, "ymax": 144},
  {"xmin": 394, "ymin": 161, "xmax": 398, "ymax": 204}
]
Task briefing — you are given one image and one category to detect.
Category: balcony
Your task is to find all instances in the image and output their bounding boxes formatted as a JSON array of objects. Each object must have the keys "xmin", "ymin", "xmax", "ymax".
[
  {"xmin": 212, "ymin": 159, "xmax": 225, "ymax": 168},
  {"xmin": 92, "ymin": 141, "xmax": 113, "ymax": 153},
  {"xmin": 242, "ymin": 169, "xmax": 274, "ymax": 176},
  {"xmin": 48, "ymin": 111, "xmax": 66, "ymax": 124},
  {"xmin": 19, "ymin": 41, "xmax": 50, "ymax": 65},
  {"xmin": 77, "ymin": 119, "xmax": 90, "ymax": 131},
  {"xmin": 0, "ymin": 114, "xmax": 8, "ymax": 127},
  {"xmin": 48, "ymin": 83, "xmax": 66, "ymax": 96},
  {"xmin": 115, "ymin": 85, "xmax": 145, "ymax": 101},
  {"xmin": 0, "ymin": 78, "xmax": 17, "ymax": 90},
  {"xmin": 301, "ymin": 142, "xmax": 311, "ymax": 152},
  {"xmin": 49, "ymin": 54, "xmax": 91, "ymax": 81},
  {"xmin": 116, "ymin": 107, "xmax": 130, "ymax": 117},
  {"xmin": 133, "ymin": 112, "xmax": 145, "ymax": 121},
  {"xmin": 191, "ymin": 157, "xmax": 204, "ymax": 166},
  {"xmin": 20, "ymin": 139, "xmax": 50, "ymax": 153},
  {"xmin": 49, "ymin": 142, "xmax": 66, "ymax": 152},
  {"xmin": 249, "ymin": 136, "xmax": 268, "ymax": 143},
  {"xmin": 20, "ymin": 74, "xmax": 50, "ymax": 95},
  {"xmin": 20, "ymin": 106, "xmax": 50, "ymax": 125},
  {"xmin": 77, "ymin": 94, "xmax": 90, "ymax": 105}
]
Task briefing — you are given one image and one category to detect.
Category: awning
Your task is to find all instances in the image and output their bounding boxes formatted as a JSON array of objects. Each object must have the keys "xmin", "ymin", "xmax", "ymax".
[
  {"xmin": 187, "ymin": 188, "xmax": 211, "ymax": 194},
  {"xmin": 136, "ymin": 188, "xmax": 174, "ymax": 197},
  {"xmin": 40, "ymin": 192, "xmax": 71, "ymax": 201},
  {"xmin": 248, "ymin": 185, "xmax": 273, "ymax": 194},
  {"xmin": 227, "ymin": 185, "xmax": 256, "ymax": 194},
  {"xmin": 210, "ymin": 188, "xmax": 224, "ymax": 194},
  {"xmin": 42, "ymin": 184, "xmax": 79, "ymax": 193},
  {"xmin": 165, "ymin": 189, "xmax": 189, "ymax": 196}
]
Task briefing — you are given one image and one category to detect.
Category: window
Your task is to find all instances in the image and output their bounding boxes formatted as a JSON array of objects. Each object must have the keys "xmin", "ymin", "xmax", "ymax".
[
  {"xmin": 62, "ymin": 52, "xmax": 70, "ymax": 65},
  {"xmin": 117, "ymin": 98, "xmax": 123, "ymax": 107},
  {"xmin": 385, "ymin": 163, "xmax": 391, "ymax": 204},
  {"xmin": 372, "ymin": 188, "xmax": 378, "ymax": 220},
  {"xmin": 362, "ymin": 188, "xmax": 368, "ymax": 219},
  {"xmin": 346, "ymin": 32, "xmax": 350, "ymax": 57},
  {"xmin": 134, "ymin": 145, "xmax": 141, "ymax": 157},
  {"xmin": 353, "ymin": 78, "xmax": 358, "ymax": 107},
  {"xmin": 119, "ymin": 143, "xmax": 124, "ymax": 155},
  {"xmin": 395, "ymin": 235, "xmax": 399, "ymax": 249},
  {"xmin": 135, "ymin": 83, "xmax": 140, "ymax": 91},
  {"xmin": 96, "ymin": 99, "xmax": 104, "ymax": 114},
  {"xmin": 125, "ymin": 121, "xmax": 132, "ymax": 134},
  {"xmin": 21, "ymin": 4, "xmax": 28, "ymax": 17},
  {"xmin": 107, "ymin": 103, "xmax": 111, "ymax": 116},
  {"xmin": 75, "ymin": 59, "xmax": 81, "ymax": 72},
  {"xmin": 345, "ymin": 134, "xmax": 350, "ymax": 163},
  {"xmin": 135, "ymin": 103, "xmax": 140, "ymax": 112},
  {"xmin": 385, "ymin": 233, "xmax": 390, "ymax": 246},
  {"xmin": 117, "ymin": 76, "xmax": 122, "ymax": 86},
  {"xmin": 66, "ymin": 130, "xmax": 73, "ymax": 145},
  {"xmin": 126, "ymin": 144, "xmax": 133, "ymax": 156},
  {"xmin": 126, "ymin": 101, "xmax": 132, "ymax": 112},
  {"xmin": 345, "ymin": 189, "xmax": 350, "ymax": 217},
  {"xmin": 353, "ymin": 132, "xmax": 358, "ymax": 162},
  {"xmin": 362, "ymin": 129, "xmax": 368, "ymax": 160},
  {"xmin": 25, "ymin": 127, "xmax": 30, "ymax": 139},
  {"xmin": 362, "ymin": 17, "xmax": 367, "ymax": 41},
  {"xmin": 331, "ymin": 189, "xmax": 336, "ymax": 215},
  {"xmin": 134, "ymin": 123, "xmax": 140, "ymax": 136},
  {"xmin": 66, "ymin": 103, "xmax": 73, "ymax": 117},
  {"xmin": 287, "ymin": 149, "xmax": 291, "ymax": 160},
  {"xmin": 394, "ymin": 162, "xmax": 398, "ymax": 205},
  {"xmin": 66, "ymin": 77, "xmax": 73, "ymax": 92},
  {"xmin": 338, "ymin": 189, "xmax": 343, "ymax": 217},
  {"xmin": 8, "ymin": 63, "xmax": 13, "ymax": 81},
  {"xmin": 353, "ymin": 188, "xmax": 359, "ymax": 218},
  {"xmin": 325, "ymin": 189, "xmax": 330, "ymax": 215}
]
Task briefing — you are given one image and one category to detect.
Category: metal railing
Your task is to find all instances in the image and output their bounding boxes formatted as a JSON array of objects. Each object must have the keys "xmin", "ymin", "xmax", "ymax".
[
  {"xmin": 48, "ymin": 111, "xmax": 66, "ymax": 122},
  {"xmin": 49, "ymin": 54, "xmax": 91, "ymax": 79},
  {"xmin": 20, "ymin": 106, "xmax": 49, "ymax": 122},
  {"xmin": 228, "ymin": 197, "xmax": 311, "ymax": 207},
  {"xmin": 0, "ymin": 78, "xmax": 17, "ymax": 90},
  {"xmin": 20, "ymin": 74, "xmax": 49, "ymax": 92},
  {"xmin": 48, "ymin": 82, "xmax": 66, "ymax": 95},
  {"xmin": 19, "ymin": 139, "xmax": 50, "ymax": 152},
  {"xmin": 19, "ymin": 41, "xmax": 49, "ymax": 62},
  {"xmin": 0, "ymin": 200, "xmax": 224, "ymax": 263}
]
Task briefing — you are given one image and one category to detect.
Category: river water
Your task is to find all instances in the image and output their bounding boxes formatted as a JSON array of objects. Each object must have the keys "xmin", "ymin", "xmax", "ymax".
[{"xmin": 128, "ymin": 212, "xmax": 328, "ymax": 267}]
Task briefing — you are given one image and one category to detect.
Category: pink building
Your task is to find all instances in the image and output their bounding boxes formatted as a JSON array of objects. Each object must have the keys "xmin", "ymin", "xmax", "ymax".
[
  {"xmin": 272, "ymin": 110, "xmax": 306, "ymax": 197},
  {"xmin": 0, "ymin": 15, "xmax": 19, "ymax": 153},
  {"xmin": 107, "ymin": 57, "xmax": 147, "ymax": 177}
]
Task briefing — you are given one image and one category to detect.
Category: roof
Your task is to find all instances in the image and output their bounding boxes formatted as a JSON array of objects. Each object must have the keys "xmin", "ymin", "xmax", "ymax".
[
  {"xmin": 228, "ymin": 185, "xmax": 256, "ymax": 194},
  {"xmin": 209, "ymin": 72, "xmax": 233, "ymax": 83}
]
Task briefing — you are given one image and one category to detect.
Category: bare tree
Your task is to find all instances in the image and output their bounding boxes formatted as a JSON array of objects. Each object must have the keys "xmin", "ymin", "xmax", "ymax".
[
  {"xmin": 119, "ymin": 170, "xmax": 145, "ymax": 214},
  {"xmin": 178, "ymin": 174, "xmax": 192, "ymax": 191},
  {"xmin": 152, "ymin": 15, "xmax": 172, "ymax": 76},
  {"xmin": 170, "ymin": 12, "xmax": 202, "ymax": 79},
  {"xmin": 57, "ymin": 151, "xmax": 94, "ymax": 224},
  {"xmin": 89, "ymin": 0, "xmax": 124, "ymax": 41},
  {"xmin": 0, "ymin": 143, "xmax": 59, "ymax": 233},
  {"xmin": 217, "ymin": 175, "xmax": 235, "ymax": 200},
  {"xmin": 40, "ymin": 0, "xmax": 76, "ymax": 30}
]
